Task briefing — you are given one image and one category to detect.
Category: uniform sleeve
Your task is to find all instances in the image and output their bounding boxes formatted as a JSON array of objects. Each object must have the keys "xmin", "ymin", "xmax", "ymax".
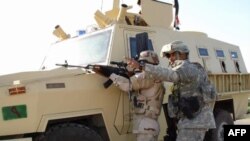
[
  {"xmin": 130, "ymin": 72, "xmax": 155, "ymax": 90},
  {"xmin": 109, "ymin": 73, "xmax": 131, "ymax": 92},
  {"xmin": 144, "ymin": 64, "xmax": 180, "ymax": 83}
]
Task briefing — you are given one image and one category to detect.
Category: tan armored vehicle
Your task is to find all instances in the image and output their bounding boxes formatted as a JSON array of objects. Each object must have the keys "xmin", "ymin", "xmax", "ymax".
[{"xmin": 0, "ymin": 0, "xmax": 249, "ymax": 141}]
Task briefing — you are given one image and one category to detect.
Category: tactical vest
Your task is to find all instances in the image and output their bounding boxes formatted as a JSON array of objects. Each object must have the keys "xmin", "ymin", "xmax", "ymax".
[
  {"xmin": 168, "ymin": 62, "xmax": 217, "ymax": 119},
  {"xmin": 133, "ymin": 82, "xmax": 165, "ymax": 119}
]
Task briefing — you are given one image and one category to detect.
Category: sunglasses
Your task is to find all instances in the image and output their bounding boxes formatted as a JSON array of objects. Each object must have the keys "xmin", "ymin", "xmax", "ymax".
[{"xmin": 164, "ymin": 53, "xmax": 174, "ymax": 58}]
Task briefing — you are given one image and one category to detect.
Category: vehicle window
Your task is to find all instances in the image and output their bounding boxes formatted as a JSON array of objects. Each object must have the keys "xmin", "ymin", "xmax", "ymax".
[
  {"xmin": 41, "ymin": 29, "xmax": 112, "ymax": 70},
  {"xmin": 230, "ymin": 51, "xmax": 238, "ymax": 59},
  {"xmin": 216, "ymin": 49, "xmax": 225, "ymax": 58},
  {"xmin": 129, "ymin": 37, "xmax": 153, "ymax": 58},
  {"xmin": 198, "ymin": 48, "xmax": 209, "ymax": 57}
]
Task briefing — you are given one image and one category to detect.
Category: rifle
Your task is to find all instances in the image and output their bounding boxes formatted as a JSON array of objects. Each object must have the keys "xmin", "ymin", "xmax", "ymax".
[
  {"xmin": 56, "ymin": 63, "xmax": 94, "ymax": 71},
  {"xmin": 102, "ymin": 61, "xmax": 131, "ymax": 88},
  {"xmin": 56, "ymin": 61, "xmax": 133, "ymax": 89}
]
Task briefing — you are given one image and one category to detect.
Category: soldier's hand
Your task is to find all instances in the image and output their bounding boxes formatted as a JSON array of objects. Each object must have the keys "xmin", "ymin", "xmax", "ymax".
[
  {"xmin": 92, "ymin": 65, "xmax": 105, "ymax": 76},
  {"xmin": 125, "ymin": 57, "xmax": 140, "ymax": 70}
]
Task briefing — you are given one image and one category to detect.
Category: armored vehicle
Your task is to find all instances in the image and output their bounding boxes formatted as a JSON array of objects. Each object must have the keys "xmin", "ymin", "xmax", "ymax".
[{"xmin": 0, "ymin": 0, "xmax": 249, "ymax": 141}]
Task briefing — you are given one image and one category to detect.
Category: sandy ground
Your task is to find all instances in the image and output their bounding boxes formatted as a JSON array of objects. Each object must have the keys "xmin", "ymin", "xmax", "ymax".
[
  {"xmin": 234, "ymin": 114, "xmax": 250, "ymax": 125},
  {"xmin": 235, "ymin": 119, "xmax": 250, "ymax": 124}
]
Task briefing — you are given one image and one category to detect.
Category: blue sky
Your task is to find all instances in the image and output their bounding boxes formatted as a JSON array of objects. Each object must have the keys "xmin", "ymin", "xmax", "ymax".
[{"xmin": 0, "ymin": 0, "xmax": 249, "ymax": 75}]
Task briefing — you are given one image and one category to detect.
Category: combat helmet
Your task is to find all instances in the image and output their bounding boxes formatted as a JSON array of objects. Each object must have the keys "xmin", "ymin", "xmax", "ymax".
[
  {"xmin": 160, "ymin": 40, "xmax": 189, "ymax": 58},
  {"xmin": 138, "ymin": 50, "xmax": 159, "ymax": 65}
]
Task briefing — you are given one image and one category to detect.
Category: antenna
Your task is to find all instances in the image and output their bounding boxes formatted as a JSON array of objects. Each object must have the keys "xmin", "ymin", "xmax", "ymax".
[{"xmin": 101, "ymin": 0, "xmax": 103, "ymax": 11}]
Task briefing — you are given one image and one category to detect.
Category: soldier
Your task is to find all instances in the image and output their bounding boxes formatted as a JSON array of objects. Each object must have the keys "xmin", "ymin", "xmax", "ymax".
[
  {"xmin": 126, "ymin": 40, "xmax": 216, "ymax": 141},
  {"xmin": 109, "ymin": 50, "xmax": 165, "ymax": 141}
]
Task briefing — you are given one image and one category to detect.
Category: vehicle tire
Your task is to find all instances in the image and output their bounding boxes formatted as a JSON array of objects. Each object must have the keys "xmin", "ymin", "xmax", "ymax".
[
  {"xmin": 35, "ymin": 123, "xmax": 103, "ymax": 141},
  {"xmin": 204, "ymin": 109, "xmax": 234, "ymax": 141}
]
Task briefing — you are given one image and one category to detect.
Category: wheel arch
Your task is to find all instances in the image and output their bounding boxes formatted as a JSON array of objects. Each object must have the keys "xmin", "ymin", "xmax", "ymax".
[
  {"xmin": 214, "ymin": 99, "xmax": 235, "ymax": 120},
  {"xmin": 37, "ymin": 109, "xmax": 110, "ymax": 141}
]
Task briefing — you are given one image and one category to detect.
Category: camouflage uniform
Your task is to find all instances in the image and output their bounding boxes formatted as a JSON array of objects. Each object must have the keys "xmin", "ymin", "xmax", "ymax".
[
  {"xmin": 144, "ymin": 59, "xmax": 216, "ymax": 141},
  {"xmin": 110, "ymin": 51, "xmax": 165, "ymax": 141}
]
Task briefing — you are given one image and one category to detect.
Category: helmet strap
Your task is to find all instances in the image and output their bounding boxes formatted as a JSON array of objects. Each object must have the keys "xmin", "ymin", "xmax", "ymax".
[
  {"xmin": 175, "ymin": 52, "xmax": 180, "ymax": 60},
  {"xmin": 186, "ymin": 53, "xmax": 189, "ymax": 59}
]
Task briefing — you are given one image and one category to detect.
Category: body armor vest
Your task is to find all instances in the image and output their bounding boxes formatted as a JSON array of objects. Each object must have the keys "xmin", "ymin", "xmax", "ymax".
[{"xmin": 133, "ymin": 82, "xmax": 165, "ymax": 119}]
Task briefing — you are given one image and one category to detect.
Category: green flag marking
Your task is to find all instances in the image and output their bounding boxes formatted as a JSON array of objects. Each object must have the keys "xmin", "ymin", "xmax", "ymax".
[{"xmin": 2, "ymin": 105, "xmax": 27, "ymax": 120}]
